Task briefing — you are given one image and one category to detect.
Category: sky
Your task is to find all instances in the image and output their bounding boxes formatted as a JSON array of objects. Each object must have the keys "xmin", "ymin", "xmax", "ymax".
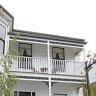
[{"xmin": 1, "ymin": 0, "xmax": 96, "ymax": 57}]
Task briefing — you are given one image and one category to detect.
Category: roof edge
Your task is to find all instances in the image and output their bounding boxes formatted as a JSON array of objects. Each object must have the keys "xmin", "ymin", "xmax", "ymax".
[{"xmin": 8, "ymin": 29, "xmax": 87, "ymax": 45}]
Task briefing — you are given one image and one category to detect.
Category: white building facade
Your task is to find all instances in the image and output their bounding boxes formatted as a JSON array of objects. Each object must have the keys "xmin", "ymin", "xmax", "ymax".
[{"xmin": 0, "ymin": 5, "xmax": 87, "ymax": 96}]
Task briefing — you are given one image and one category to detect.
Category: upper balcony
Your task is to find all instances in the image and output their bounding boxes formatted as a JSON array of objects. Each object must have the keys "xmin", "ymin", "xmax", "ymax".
[
  {"xmin": 8, "ymin": 30, "xmax": 86, "ymax": 77},
  {"xmin": 9, "ymin": 41, "xmax": 85, "ymax": 76}
]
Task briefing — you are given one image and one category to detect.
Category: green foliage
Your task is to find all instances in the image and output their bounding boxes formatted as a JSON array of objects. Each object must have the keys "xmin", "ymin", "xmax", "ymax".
[
  {"xmin": 0, "ymin": 33, "xmax": 20, "ymax": 96},
  {"xmin": 82, "ymin": 83, "xmax": 96, "ymax": 96},
  {"xmin": 90, "ymin": 82, "xmax": 96, "ymax": 96},
  {"xmin": 0, "ymin": 55, "xmax": 17, "ymax": 96}
]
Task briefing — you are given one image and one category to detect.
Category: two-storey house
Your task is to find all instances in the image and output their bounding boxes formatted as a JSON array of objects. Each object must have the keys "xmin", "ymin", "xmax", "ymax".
[{"xmin": 0, "ymin": 5, "xmax": 86, "ymax": 96}]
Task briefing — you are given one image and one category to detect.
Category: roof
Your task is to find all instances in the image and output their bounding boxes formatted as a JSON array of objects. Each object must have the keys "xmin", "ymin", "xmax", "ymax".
[
  {"xmin": 8, "ymin": 29, "xmax": 87, "ymax": 44},
  {"xmin": 0, "ymin": 4, "xmax": 14, "ymax": 20}
]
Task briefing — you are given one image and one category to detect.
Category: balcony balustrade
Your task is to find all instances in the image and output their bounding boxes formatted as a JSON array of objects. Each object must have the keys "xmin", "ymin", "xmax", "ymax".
[{"xmin": 10, "ymin": 56, "xmax": 84, "ymax": 76}]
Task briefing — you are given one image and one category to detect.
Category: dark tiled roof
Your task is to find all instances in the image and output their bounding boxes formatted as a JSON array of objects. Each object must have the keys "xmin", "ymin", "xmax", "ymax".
[{"xmin": 8, "ymin": 29, "xmax": 87, "ymax": 44}]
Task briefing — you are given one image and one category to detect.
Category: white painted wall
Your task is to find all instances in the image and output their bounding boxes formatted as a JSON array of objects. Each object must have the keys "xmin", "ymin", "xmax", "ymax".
[
  {"xmin": 32, "ymin": 43, "xmax": 47, "ymax": 58},
  {"xmin": 65, "ymin": 47, "xmax": 75, "ymax": 60},
  {"xmin": 13, "ymin": 80, "xmax": 81, "ymax": 96}
]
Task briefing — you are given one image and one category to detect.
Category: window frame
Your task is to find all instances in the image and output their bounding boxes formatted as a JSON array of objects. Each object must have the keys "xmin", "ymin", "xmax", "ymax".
[
  {"xmin": 18, "ymin": 43, "xmax": 32, "ymax": 57},
  {"xmin": 52, "ymin": 47, "xmax": 65, "ymax": 60}
]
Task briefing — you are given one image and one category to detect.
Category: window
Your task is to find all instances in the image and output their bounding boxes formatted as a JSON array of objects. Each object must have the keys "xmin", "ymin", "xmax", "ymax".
[
  {"xmin": 14, "ymin": 91, "xmax": 35, "ymax": 96},
  {"xmin": 19, "ymin": 43, "xmax": 32, "ymax": 57},
  {"xmin": 19, "ymin": 92, "xmax": 31, "ymax": 96},
  {"xmin": 52, "ymin": 47, "xmax": 65, "ymax": 60}
]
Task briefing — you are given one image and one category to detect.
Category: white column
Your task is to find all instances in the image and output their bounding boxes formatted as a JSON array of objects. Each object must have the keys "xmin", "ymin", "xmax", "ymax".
[
  {"xmin": 47, "ymin": 41, "xmax": 51, "ymax": 74},
  {"xmin": 49, "ymin": 77, "xmax": 51, "ymax": 96}
]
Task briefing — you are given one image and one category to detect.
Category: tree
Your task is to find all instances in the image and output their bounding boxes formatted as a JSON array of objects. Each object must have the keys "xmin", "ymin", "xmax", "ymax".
[
  {"xmin": 0, "ymin": 33, "xmax": 20, "ymax": 96},
  {"xmin": 83, "ymin": 51, "xmax": 96, "ymax": 96}
]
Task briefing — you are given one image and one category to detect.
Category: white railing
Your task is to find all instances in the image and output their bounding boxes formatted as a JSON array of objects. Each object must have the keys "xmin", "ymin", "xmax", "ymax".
[
  {"xmin": 11, "ymin": 56, "xmax": 48, "ymax": 73},
  {"xmin": 51, "ymin": 59, "xmax": 84, "ymax": 75},
  {"xmin": 10, "ymin": 56, "xmax": 84, "ymax": 76}
]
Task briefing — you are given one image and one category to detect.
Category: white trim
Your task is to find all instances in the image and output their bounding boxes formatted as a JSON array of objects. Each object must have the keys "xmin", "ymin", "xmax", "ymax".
[
  {"xmin": 15, "ymin": 78, "xmax": 49, "ymax": 82},
  {"xmin": 49, "ymin": 77, "xmax": 51, "ymax": 96}
]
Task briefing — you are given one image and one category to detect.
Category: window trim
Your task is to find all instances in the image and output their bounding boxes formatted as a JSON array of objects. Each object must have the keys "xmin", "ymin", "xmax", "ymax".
[
  {"xmin": 52, "ymin": 47, "xmax": 65, "ymax": 60},
  {"xmin": 18, "ymin": 43, "xmax": 32, "ymax": 57}
]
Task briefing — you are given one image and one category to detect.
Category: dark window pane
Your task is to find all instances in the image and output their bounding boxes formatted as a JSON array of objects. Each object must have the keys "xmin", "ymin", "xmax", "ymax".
[
  {"xmin": 52, "ymin": 47, "xmax": 64, "ymax": 60},
  {"xmin": 32, "ymin": 92, "xmax": 35, "ymax": 96},
  {"xmin": 14, "ymin": 91, "xmax": 17, "ymax": 96},
  {"xmin": 19, "ymin": 92, "xmax": 31, "ymax": 96},
  {"xmin": 19, "ymin": 43, "xmax": 32, "ymax": 57}
]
